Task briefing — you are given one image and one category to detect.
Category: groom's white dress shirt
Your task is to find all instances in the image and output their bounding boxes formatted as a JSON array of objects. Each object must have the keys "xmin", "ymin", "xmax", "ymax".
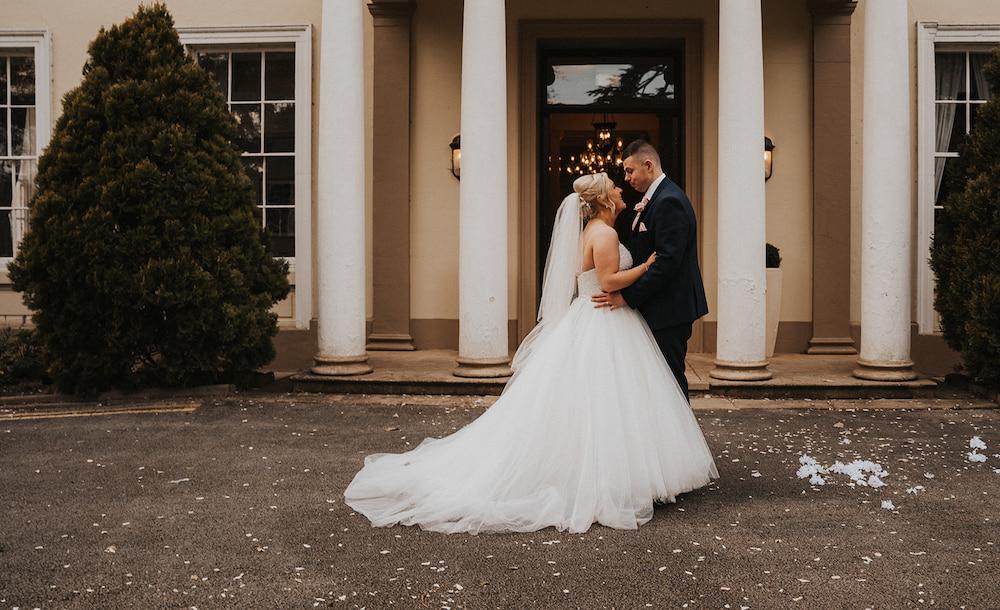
[
  {"xmin": 632, "ymin": 172, "xmax": 666, "ymax": 231},
  {"xmin": 643, "ymin": 172, "xmax": 666, "ymax": 205}
]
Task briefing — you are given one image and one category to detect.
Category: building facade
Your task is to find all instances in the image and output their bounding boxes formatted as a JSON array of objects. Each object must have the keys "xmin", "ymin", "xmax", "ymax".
[{"xmin": 2, "ymin": 0, "xmax": 998, "ymax": 379}]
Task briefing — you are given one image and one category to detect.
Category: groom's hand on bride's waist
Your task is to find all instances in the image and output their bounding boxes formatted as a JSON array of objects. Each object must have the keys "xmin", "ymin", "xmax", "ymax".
[{"xmin": 592, "ymin": 291, "xmax": 626, "ymax": 310}]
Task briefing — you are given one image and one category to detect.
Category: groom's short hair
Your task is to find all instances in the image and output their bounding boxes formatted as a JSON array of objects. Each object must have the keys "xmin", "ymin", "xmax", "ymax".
[{"xmin": 622, "ymin": 139, "xmax": 661, "ymax": 167}]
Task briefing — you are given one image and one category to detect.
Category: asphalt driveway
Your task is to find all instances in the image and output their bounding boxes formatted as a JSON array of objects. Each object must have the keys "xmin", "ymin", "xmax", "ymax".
[{"xmin": 1, "ymin": 394, "xmax": 998, "ymax": 609}]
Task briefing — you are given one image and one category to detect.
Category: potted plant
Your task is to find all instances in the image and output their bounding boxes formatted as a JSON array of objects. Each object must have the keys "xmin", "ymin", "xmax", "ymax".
[{"xmin": 765, "ymin": 243, "xmax": 782, "ymax": 358}]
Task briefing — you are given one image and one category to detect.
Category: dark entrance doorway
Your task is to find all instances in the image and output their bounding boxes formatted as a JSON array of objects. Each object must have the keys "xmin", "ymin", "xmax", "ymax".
[{"xmin": 537, "ymin": 47, "xmax": 685, "ymax": 292}]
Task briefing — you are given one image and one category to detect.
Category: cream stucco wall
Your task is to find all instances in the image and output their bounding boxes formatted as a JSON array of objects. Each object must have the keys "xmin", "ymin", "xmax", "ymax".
[{"xmin": 410, "ymin": 0, "xmax": 815, "ymax": 326}]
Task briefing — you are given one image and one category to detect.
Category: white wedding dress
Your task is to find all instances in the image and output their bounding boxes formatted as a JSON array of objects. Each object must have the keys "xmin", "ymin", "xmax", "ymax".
[{"xmin": 344, "ymin": 240, "xmax": 719, "ymax": 534}]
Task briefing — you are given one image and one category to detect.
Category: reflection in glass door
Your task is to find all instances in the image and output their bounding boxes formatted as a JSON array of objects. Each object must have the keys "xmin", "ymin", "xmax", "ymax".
[{"xmin": 538, "ymin": 48, "xmax": 684, "ymax": 289}]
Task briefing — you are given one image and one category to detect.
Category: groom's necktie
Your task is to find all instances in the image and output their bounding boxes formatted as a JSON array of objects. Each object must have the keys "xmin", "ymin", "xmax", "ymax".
[{"xmin": 631, "ymin": 197, "xmax": 650, "ymax": 232}]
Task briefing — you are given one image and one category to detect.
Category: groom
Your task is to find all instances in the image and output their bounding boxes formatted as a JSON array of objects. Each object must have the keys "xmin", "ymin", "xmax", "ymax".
[{"xmin": 592, "ymin": 140, "xmax": 709, "ymax": 401}]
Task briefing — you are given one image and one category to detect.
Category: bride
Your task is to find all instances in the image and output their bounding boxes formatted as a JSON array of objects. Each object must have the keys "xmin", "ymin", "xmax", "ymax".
[{"xmin": 344, "ymin": 172, "xmax": 719, "ymax": 534}]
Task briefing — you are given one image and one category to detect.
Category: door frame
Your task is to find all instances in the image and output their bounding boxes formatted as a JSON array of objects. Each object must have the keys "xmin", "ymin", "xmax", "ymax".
[{"xmin": 517, "ymin": 19, "xmax": 705, "ymax": 351}]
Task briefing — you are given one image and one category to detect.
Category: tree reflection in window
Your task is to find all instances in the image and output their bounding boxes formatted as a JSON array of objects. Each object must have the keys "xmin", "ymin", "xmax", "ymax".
[
  {"xmin": 587, "ymin": 62, "xmax": 675, "ymax": 105},
  {"xmin": 546, "ymin": 61, "xmax": 675, "ymax": 108}
]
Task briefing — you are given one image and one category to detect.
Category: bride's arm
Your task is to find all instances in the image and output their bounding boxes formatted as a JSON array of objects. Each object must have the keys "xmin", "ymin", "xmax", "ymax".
[{"xmin": 592, "ymin": 228, "xmax": 654, "ymax": 293}]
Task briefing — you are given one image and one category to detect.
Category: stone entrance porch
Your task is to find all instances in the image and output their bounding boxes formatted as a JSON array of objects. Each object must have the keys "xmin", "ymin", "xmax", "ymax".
[{"xmin": 288, "ymin": 350, "xmax": 937, "ymax": 399}]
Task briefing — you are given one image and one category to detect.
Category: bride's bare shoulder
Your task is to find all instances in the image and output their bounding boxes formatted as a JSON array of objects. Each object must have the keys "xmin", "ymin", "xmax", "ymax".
[{"xmin": 585, "ymin": 223, "xmax": 619, "ymax": 249}]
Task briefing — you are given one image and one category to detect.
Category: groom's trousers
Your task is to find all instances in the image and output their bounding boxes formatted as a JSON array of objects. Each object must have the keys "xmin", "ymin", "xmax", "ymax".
[{"xmin": 652, "ymin": 323, "xmax": 693, "ymax": 402}]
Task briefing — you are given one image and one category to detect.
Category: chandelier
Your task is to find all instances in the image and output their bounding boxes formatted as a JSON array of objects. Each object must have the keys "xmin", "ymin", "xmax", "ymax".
[{"xmin": 563, "ymin": 115, "xmax": 625, "ymax": 176}]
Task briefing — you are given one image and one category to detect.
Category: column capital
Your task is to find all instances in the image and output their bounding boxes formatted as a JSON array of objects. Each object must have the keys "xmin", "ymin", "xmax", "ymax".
[
  {"xmin": 808, "ymin": 0, "xmax": 858, "ymax": 17},
  {"xmin": 368, "ymin": 0, "xmax": 415, "ymax": 19}
]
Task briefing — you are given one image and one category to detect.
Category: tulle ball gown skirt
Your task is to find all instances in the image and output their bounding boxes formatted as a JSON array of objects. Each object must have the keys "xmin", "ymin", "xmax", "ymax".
[{"xmin": 344, "ymin": 297, "xmax": 719, "ymax": 534}]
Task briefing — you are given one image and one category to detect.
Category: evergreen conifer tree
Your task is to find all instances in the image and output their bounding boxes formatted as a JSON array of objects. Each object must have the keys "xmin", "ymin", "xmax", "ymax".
[
  {"xmin": 930, "ymin": 47, "xmax": 1000, "ymax": 387},
  {"xmin": 9, "ymin": 4, "xmax": 289, "ymax": 394}
]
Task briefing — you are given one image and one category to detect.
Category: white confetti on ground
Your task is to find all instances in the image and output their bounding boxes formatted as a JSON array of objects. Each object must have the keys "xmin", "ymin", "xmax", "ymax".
[
  {"xmin": 967, "ymin": 437, "xmax": 990, "ymax": 462},
  {"xmin": 967, "ymin": 452, "xmax": 987, "ymax": 463},
  {"xmin": 797, "ymin": 454, "xmax": 888, "ymax": 488},
  {"xmin": 796, "ymin": 455, "xmax": 826, "ymax": 485},
  {"xmin": 881, "ymin": 500, "xmax": 895, "ymax": 510}
]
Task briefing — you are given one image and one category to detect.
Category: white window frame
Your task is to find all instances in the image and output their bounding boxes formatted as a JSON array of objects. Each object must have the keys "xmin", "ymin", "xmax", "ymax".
[
  {"xmin": 916, "ymin": 23, "xmax": 1000, "ymax": 335},
  {"xmin": 0, "ymin": 30, "xmax": 51, "ymax": 271},
  {"xmin": 178, "ymin": 25, "xmax": 313, "ymax": 330}
]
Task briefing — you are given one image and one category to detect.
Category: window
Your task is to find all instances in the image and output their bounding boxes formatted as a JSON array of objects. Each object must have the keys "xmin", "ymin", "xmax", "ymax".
[
  {"xmin": 178, "ymin": 26, "xmax": 312, "ymax": 329},
  {"xmin": 0, "ymin": 52, "xmax": 36, "ymax": 261},
  {"xmin": 917, "ymin": 24, "xmax": 1000, "ymax": 334},
  {"xmin": 0, "ymin": 32, "xmax": 50, "ymax": 269},
  {"xmin": 196, "ymin": 50, "xmax": 296, "ymax": 258},
  {"xmin": 932, "ymin": 51, "xmax": 992, "ymax": 223}
]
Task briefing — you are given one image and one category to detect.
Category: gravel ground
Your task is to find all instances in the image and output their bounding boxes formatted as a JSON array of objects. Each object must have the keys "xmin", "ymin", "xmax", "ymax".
[{"xmin": 1, "ymin": 394, "xmax": 999, "ymax": 609}]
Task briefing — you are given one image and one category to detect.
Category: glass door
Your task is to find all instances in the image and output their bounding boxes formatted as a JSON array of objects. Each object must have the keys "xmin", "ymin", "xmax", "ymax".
[{"xmin": 538, "ymin": 48, "xmax": 684, "ymax": 288}]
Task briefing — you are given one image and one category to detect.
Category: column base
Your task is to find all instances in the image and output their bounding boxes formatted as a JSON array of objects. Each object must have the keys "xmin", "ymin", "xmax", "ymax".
[
  {"xmin": 709, "ymin": 359, "xmax": 773, "ymax": 381},
  {"xmin": 453, "ymin": 355, "xmax": 512, "ymax": 379},
  {"xmin": 853, "ymin": 358, "xmax": 917, "ymax": 381},
  {"xmin": 807, "ymin": 336, "xmax": 858, "ymax": 355},
  {"xmin": 311, "ymin": 353, "xmax": 373, "ymax": 376},
  {"xmin": 366, "ymin": 332, "xmax": 416, "ymax": 351}
]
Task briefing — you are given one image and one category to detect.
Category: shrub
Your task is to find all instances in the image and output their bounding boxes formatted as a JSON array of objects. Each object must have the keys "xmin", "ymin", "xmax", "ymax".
[
  {"xmin": 0, "ymin": 327, "xmax": 48, "ymax": 387},
  {"xmin": 8, "ymin": 4, "xmax": 289, "ymax": 395},
  {"xmin": 930, "ymin": 47, "xmax": 1000, "ymax": 388}
]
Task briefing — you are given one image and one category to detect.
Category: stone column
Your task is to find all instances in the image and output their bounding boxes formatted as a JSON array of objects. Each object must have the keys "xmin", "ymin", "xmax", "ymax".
[
  {"xmin": 367, "ymin": 0, "xmax": 416, "ymax": 351},
  {"xmin": 854, "ymin": 0, "xmax": 916, "ymax": 381},
  {"xmin": 807, "ymin": 0, "xmax": 858, "ymax": 355},
  {"xmin": 711, "ymin": 0, "xmax": 772, "ymax": 381},
  {"xmin": 453, "ymin": 0, "xmax": 512, "ymax": 378},
  {"xmin": 312, "ymin": 0, "xmax": 372, "ymax": 376}
]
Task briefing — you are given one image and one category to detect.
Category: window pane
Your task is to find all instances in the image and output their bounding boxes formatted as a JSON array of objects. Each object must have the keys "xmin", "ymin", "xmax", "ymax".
[
  {"xmin": 197, "ymin": 52, "xmax": 229, "ymax": 100},
  {"xmin": 10, "ymin": 159, "xmax": 35, "ymax": 208},
  {"xmin": 546, "ymin": 60, "xmax": 677, "ymax": 107},
  {"xmin": 263, "ymin": 102, "xmax": 294, "ymax": 153},
  {"xmin": 0, "ymin": 162, "xmax": 12, "ymax": 207},
  {"xmin": 0, "ymin": 57, "xmax": 7, "ymax": 104},
  {"xmin": 242, "ymin": 157, "xmax": 263, "ymax": 205},
  {"xmin": 265, "ymin": 207, "xmax": 295, "ymax": 257},
  {"xmin": 10, "ymin": 108, "xmax": 35, "ymax": 156},
  {"xmin": 970, "ymin": 53, "xmax": 995, "ymax": 101},
  {"xmin": 936, "ymin": 104, "xmax": 966, "ymax": 153},
  {"xmin": 935, "ymin": 53, "xmax": 966, "ymax": 101},
  {"xmin": 0, "ymin": 210, "xmax": 13, "ymax": 258},
  {"xmin": 265, "ymin": 52, "xmax": 295, "ymax": 100},
  {"xmin": 231, "ymin": 103, "xmax": 262, "ymax": 153},
  {"xmin": 0, "ymin": 109, "xmax": 6, "ymax": 156},
  {"xmin": 10, "ymin": 55, "xmax": 34, "ymax": 105},
  {"xmin": 265, "ymin": 156, "xmax": 294, "ymax": 204},
  {"xmin": 231, "ymin": 52, "xmax": 261, "ymax": 102}
]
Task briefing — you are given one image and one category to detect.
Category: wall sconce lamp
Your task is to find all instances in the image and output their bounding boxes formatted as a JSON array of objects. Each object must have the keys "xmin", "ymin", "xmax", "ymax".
[
  {"xmin": 449, "ymin": 134, "xmax": 461, "ymax": 179},
  {"xmin": 764, "ymin": 136, "xmax": 775, "ymax": 181}
]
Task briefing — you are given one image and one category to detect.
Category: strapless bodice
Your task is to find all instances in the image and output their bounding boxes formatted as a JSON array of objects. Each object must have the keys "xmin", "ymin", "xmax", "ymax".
[{"xmin": 577, "ymin": 244, "xmax": 633, "ymax": 296}]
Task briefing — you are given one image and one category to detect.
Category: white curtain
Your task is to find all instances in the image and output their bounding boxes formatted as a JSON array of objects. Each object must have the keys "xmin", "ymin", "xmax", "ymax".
[
  {"xmin": 970, "ymin": 53, "xmax": 994, "ymax": 101},
  {"xmin": 934, "ymin": 54, "xmax": 965, "ymax": 201},
  {"xmin": 10, "ymin": 108, "xmax": 35, "ymax": 253}
]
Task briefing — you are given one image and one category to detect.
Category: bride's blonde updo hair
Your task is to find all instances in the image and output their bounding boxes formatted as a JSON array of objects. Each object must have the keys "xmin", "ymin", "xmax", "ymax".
[{"xmin": 573, "ymin": 172, "xmax": 613, "ymax": 221}]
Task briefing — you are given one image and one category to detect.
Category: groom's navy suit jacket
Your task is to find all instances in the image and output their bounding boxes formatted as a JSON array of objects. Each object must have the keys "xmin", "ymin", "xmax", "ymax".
[{"xmin": 621, "ymin": 176, "xmax": 709, "ymax": 330}]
